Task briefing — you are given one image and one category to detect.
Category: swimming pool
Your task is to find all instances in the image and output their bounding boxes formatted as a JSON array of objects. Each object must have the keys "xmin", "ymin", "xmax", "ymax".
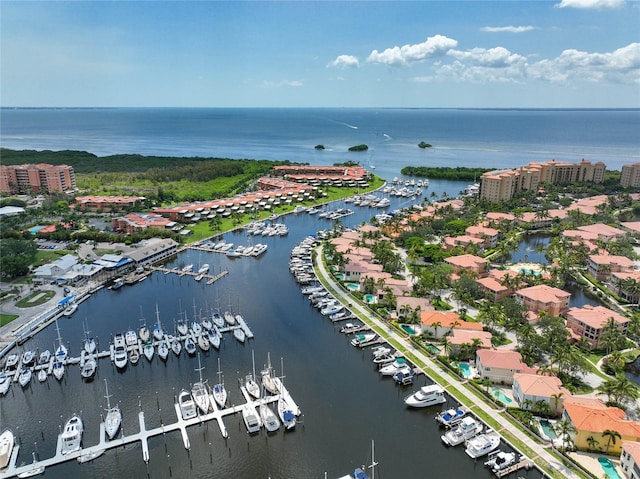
[
  {"xmin": 598, "ymin": 457, "xmax": 621, "ymax": 479},
  {"xmin": 401, "ymin": 324, "xmax": 417, "ymax": 335},
  {"xmin": 457, "ymin": 362, "xmax": 472, "ymax": 378},
  {"xmin": 425, "ymin": 344, "xmax": 440, "ymax": 354},
  {"xmin": 29, "ymin": 225, "xmax": 45, "ymax": 234},
  {"xmin": 335, "ymin": 273, "xmax": 344, "ymax": 280},
  {"xmin": 346, "ymin": 283, "xmax": 359, "ymax": 291},
  {"xmin": 364, "ymin": 294, "xmax": 376, "ymax": 304},
  {"xmin": 538, "ymin": 418, "xmax": 557, "ymax": 439},
  {"xmin": 492, "ymin": 388, "xmax": 513, "ymax": 404}
]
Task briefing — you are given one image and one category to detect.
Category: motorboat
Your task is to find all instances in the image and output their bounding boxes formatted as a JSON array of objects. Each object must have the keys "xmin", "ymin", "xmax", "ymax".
[
  {"xmin": 157, "ymin": 340, "xmax": 169, "ymax": 361},
  {"xmin": 0, "ymin": 429, "xmax": 14, "ymax": 469},
  {"xmin": 379, "ymin": 357, "xmax": 409, "ymax": 376},
  {"xmin": 178, "ymin": 389, "xmax": 197, "ymax": 420},
  {"xmin": 113, "ymin": 334, "xmax": 127, "ymax": 369},
  {"xmin": 233, "ymin": 327, "xmax": 246, "ymax": 343},
  {"xmin": 441, "ymin": 416, "xmax": 483, "ymax": 446},
  {"xmin": 63, "ymin": 303, "xmax": 78, "ymax": 317},
  {"xmin": 130, "ymin": 347, "xmax": 140, "ymax": 364},
  {"xmin": 111, "ymin": 278, "xmax": 125, "ymax": 290},
  {"xmin": 259, "ymin": 403, "xmax": 280, "ymax": 432},
  {"xmin": 393, "ymin": 366, "xmax": 416, "ymax": 385},
  {"xmin": 37, "ymin": 369, "xmax": 47, "ymax": 382},
  {"xmin": 38, "ymin": 350, "xmax": 51, "ymax": 366},
  {"xmin": 351, "ymin": 332, "xmax": 377, "ymax": 347},
  {"xmin": 198, "ymin": 263, "xmax": 210, "ymax": 274},
  {"xmin": 371, "ymin": 345, "xmax": 391, "ymax": 359},
  {"xmin": 81, "ymin": 356, "xmax": 97, "ymax": 380},
  {"xmin": 181, "ymin": 264, "xmax": 193, "ymax": 273},
  {"xmin": 242, "ymin": 406, "xmax": 261, "ymax": 434},
  {"xmin": 197, "ymin": 331, "xmax": 210, "ymax": 352},
  {"xmin": 278, "ymin": 396, "xmax": 296, "ymax": 430},
  {"xmin": 192, "ymin": 354, "xmax": 210, "ymax": 414},
  {"xmin": 60, "ymin": 414, "xmax": 83, "ymax": 455},
  {"xmin": 373, "ymin": 352, "xmax": 397, "ymax": 365},
  {"xmin": 125, "ymin": 329, "xmax": 138, "ymax": 347},
  {"xmin": 404, "ymin": 384, "xmax": 447, "ymax": 408},
  {"xmin": 4, "ymin": 354, "xmax": 19, "ymax": 370},
  {"xmin": 184, "ymin": 336, "xmax": 197, "ymax": 356},
  {"xmin": 212, "ymin": 358, "xmax": 227, "ymax": 408},
  {"xmin": 0, "ymin": 373, "xmax": 10, "ymax": 395},
  {"xmin": 18, "ymin": 367, "xmax": 32, "ymax": 388},
  {"xmin": 321, "ymin": 304, "xmax": 343, "ymax": 316},
  {"xmin": 21, "ymin": 350, "xmax": 36, "ymax": 366},
  {"xmin": 465, "ymin": 431, "xmax": 501, "ymax": 459},
  {"xmin": 223, "ymin": 311, "xmax": 236, "ymax": 326},
  {"xmin": 484, "ymin": 450, "xmax": 519, "ymax": 473},
  {"xmin": 103, "ymin": 379, "xmax": 121, "ymax": 440},
  {"xmin": 143, "ymin": 341, "xmax": 154, "ymax": 361},
  {"xmin": 53, "ymin": 361, "xmax": 65, "ymax": 381},
  {"xmin": 436, "ymin": 408, "xmax": 467, "ymax": 427}
]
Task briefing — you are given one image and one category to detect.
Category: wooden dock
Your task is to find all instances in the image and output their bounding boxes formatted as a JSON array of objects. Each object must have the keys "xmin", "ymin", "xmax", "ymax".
[
  {"xmin": 148, "ymin": 266, "xmax": 228, "ymax": 284},
  {"xmin": 0, "ymin": 382, "xmax": 299, "ymax": 479},
  {"xmin": 495, "ymin": 457, "xmax": 533, "ymax": 477}
]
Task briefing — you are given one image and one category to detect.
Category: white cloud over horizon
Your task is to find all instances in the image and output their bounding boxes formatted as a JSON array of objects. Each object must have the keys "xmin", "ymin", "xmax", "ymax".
[
  {"xmin": 555, "ymin": 0, "xmax": 625, "ymax": 9},
  {"xmin": 261, "ymin": 80, "xmax": 304, "ymax": 88},
  {"xmin": 327, "ymin": 55, "xmax": 360, "ymax": 69},
  {"xmin": 480, "ymin": 26, "xmax": 537, "ymax": 33},
  {"xmin": 366, "ymin": 35, "xmax": 458, "ymax": 67}
]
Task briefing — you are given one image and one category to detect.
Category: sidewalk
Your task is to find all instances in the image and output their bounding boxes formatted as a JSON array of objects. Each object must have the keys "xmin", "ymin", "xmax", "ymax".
[{"xmin": 314, "ymin": 247, "xmax": 584, "ymax": 479}]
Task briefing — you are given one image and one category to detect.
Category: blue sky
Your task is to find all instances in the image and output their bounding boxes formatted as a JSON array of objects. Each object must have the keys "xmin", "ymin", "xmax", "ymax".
[{"xmin": 1, "ymin": 1, "xmax": 639, "ymax": 108}]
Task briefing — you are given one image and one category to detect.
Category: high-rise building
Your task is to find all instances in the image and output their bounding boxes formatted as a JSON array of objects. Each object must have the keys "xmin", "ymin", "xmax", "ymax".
[
  {"xmin": 620, "ymin": 162, "xmax": 640, "ymax": 188},
  {"xmin": 0, "ymin": 164, "xmax": 76, "ymax": 194}
]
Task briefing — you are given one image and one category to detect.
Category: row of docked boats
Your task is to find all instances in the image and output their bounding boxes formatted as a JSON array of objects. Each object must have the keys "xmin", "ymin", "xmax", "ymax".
[
  {"xmin": 317, "ymin": 208, "xmax": 354, "ymax": 220},
  {"xmin": 344, "ymin": 194, "xmax": 390, "ymax": 208},
  {"xmin": 390, "ymin": 177, "xmax": 429, "ymax": 188},
  {"xmin": 245, "ymin": 221, "xmax": 288, "ymax": 237},
  {"xmin": 199, "ymin": 239, "xmax": 269, "ymax": 258}
]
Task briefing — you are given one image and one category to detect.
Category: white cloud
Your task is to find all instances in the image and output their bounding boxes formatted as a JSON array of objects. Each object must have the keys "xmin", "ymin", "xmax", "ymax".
[
  {"xmin": 327, "ymin": 54, "xmax": 360, "ymax": 69},
  {"xmin": 555, "ymin": 0, "xmax": 624, "ymax": 9},
  {"xmin": 261, "ymin": 80, "xmax": 304, "ymax": 88},
  {"xmin": 448, "ymin": 47, "xmax": 527, "ymax": 68},
  {"xmin": 528, "ymin": 42, "xmax": 640, "ymax": 83},
  {"xmin": 366, "ymin": 35, "xmax": 458, "ymax": 67},
  {"xmin": 480, "ymin": 26, "xmax": 537, "ymax": 33}
]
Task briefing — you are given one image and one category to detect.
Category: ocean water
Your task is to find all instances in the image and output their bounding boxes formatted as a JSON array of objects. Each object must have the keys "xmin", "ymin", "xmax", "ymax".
[{"xmin": 1, "ymin": 108, "xmax": 639, "ymax": 180}]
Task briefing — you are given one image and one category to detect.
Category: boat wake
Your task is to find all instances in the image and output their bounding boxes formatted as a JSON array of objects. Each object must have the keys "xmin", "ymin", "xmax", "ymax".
[{"xmin": 328, "ymin": 119, "xmax": 358, "ymax": 130}]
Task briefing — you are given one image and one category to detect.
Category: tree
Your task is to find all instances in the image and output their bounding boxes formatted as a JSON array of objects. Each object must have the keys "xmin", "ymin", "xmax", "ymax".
[
  {"xmin": 586, "ymin": 435, "xmax": 600, "ymax": 452},
  {"xmin": 550, "ymin": 392, "xmax": 564, "ymax": 416},
  {"xmin": 602, "ymin": 429, "xmax": 622, "ymax": 454},
  {"xmin": 439, "ymin": 336, "xmax": 452, "ymax": 357},
  {"xmin": 534, "ymin": 400, "xmax": 551, "ymax": 417},
  {"xmin": 554, "ymin": 419, "xmax": 576, "ymax": 451}
]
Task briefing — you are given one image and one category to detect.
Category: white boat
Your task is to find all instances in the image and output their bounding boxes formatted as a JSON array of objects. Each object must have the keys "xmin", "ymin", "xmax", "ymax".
[
  {"xmin": 484, "ymin": 450, "xmax": 518, "ymax": 473},
  {"xmin": 130, "ymin": 347, "xmax": 140, "ymax": 364},
  {"xmin": 81, "ymin": 356, "xmax": 97, "ymax": 380},
  {"xmin": 152, "ymin": 305, "xmax": 164, "ymax": 341},
  {"xmin": 208, "ymin": 328, "xmax": 221, "ymax": 350},
  {"xmin": 111, "ymin": 278, "xmax": 125, "ymax": 290},
  {"xmin": 251, "ymin": 243, "xmax": 268, "ymax": 256},
  {"xmin": 37, "ymin": 369, "xmax": 47, "ymax": 382},
  {"xmin": 201, "ymin": 316, "xmax": 212, "ymax": 331},
  {"xmin": 277, "ymin": 395, "xmax": 296, "ymax": 430},
  {"xmin": 21, "ymin": 350, "xmax": 36, "ymax": 366},
  {"xmin": 171, "ymin": 337, "xmax": 182, "ymax": 356},
  {"xmin": 373, "ymin": 352, "xmax": 397, "ymax": 365},
  {"xmin": 198, "ymin": 263, "xmax": 210, "ymax": 274},
  {"xmin": 103, "ymin": 379, "xmax": 122, "ymax": 440},
  {"xmin": 143, "ymin": 341, "xmax": 154, "ymax": 361},
  {"xmin": 378, "ymin": 358, "xmax": 408, "ymax": 376},
  {"xmin": 441, "ymin": 416, "xmax": 483, "ymax": 446},
  {"xmin": 192, "ymin": 354, "xmax": 210, "ymax": 415},
  {"xmin": 191, "ymin": 321, "xmax": 202, "ymax": 337},
  {"xmin": 211, "ymin": 311, "xmax": 225, "ymax": 328},
  {"xmin": 259, "ymin": 403, "xmax": 280, "ymax": 432},
  {"xmin": 371, "ymin": 345, "xmax": 390, "ymax": 359},
  {"xmin": 242, "ymin": 405, "xmax": 261, "ymax": 434},
  {"xmin": 436, "ymin": 408, "xmax": 467, "ymax": 427},
  {"xmin": 233, "ymin": 327, "xmax": 246, "ymax": 343},
  {"xmin": 176, "ymin": 319, "xmax": 188, "ymax": 336},
  {"xmin": 52, "ymin": 361, "xmax": 65, "ymax": 381},
  {"xmin": 38, "ymin": 350, "xmax": 51, "ymax": 366},
  {"xmin": 336, "ymin": 440, "xmax": 377, "ymax": 479},
  {"xmin": 393, "ymin": 366, "xmax": 416, "ymax": 385},
  {"xmin": 181, "ymin": 264, "xmax": 193, "ymax": 273},
  {"xmin": 321, "ymin": 304, "xmax": 343, "ymax": 316},
  {"xmin": 83, "ymin": 326, "xmax": 97, "ymax": 355},
  {"xmin": 404, "ymin": 384, "xmax": 447, "ymax": 408},
  {"xmin": 197, "ymin": 332, "xmax": 210, "ymax": 352},
  {"xmin": 4, "ymin": 354, "xmax": 19, "ymax": 370},
  {"xmin": 212, "ymin": 358, "xmax": 227, "ymax": 408},
  {"xmin": 0, "ymin": 429, "xmax": 14, "ymax": 469},
  {"xmin": 260, "ymin": 361, "xmax": 279, "ymax": 395},
  {"xmin": 54, "ymin": 320, "xmax": 67, "ymax": 363},
  {"xmin": 464, "ymin": 431, "xmax": 501, "ymax": 459},
  {"xmin": 125, "ymin": 329, "xmax": 138, "ymax": 347},
  {"xmin": 0, "ymin": 373, "xmax": 10, "ymax": 395},
  {"xmin": 139, "ymin": 317, "xmax": 150, "ymax": 343},
  {"xmin": 18, "ymin": 367, "xmax": 32, "ymax": 388},
  {"xmin": 245, "ymin": 352, "xmax": 261, "ymax": 399},
  {"xmin": 351, "ymin": 332, "xmax": 376, "ymax": 347},
  {"xmin": 184, "ymin": 336, "xmax": 197, "ymax": 356},
  {"xmin": 60, "ymin": 414, "xmax": 83, "ymax": 455},
  {"xmin": 157, "ymin": 340, "xmax": 169, "ymax": 361},
  {"xmin": 223, "ymin": 311, "xmax": 236, "ymax": 325},
  {"xmin": 178, "ymin": 389, "xmax": 197, "ymax": 420}
]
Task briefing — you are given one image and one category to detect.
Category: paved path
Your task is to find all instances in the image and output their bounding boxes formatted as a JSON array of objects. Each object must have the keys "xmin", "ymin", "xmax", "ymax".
[{"xmin": 314, "ymin": 246, "xmax": 583, "ymax": 479}]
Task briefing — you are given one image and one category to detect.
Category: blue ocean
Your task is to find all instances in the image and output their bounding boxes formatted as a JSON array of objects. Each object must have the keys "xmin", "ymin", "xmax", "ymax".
[{"xmin": 1, "ymin": 108, "xmax": 638, "ymax": 179}]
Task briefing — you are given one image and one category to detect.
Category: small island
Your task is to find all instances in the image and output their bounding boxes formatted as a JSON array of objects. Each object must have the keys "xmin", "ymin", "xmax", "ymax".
[
  {"xmin": 348, "ymin": 144, "xmax": 368, "ymax": 152},
  {"xmin": 418, "ymin": 141, "xmax": 432, "ymax": 149},
  {"xmin": 314, "ymin": 144, "xmax": 325, "ymax": 150}
]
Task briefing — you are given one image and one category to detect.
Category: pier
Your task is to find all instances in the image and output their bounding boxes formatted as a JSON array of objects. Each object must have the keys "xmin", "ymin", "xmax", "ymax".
[
  {"xmin": 495, "ymin": 457, "xmax": 533, "ymax": 477},
  {"xmin": 148, "ymin": 266, "xmax": 228, "ymax": 283},
  {"xmin": 0, "ymin": 381, "xmax": 299, "ymax": 479}
]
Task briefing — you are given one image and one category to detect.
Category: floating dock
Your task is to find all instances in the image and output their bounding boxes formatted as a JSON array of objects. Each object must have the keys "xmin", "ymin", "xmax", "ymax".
[{"xmin": 148, "ymin": 266, "xmax": 228, "ymax": 283}]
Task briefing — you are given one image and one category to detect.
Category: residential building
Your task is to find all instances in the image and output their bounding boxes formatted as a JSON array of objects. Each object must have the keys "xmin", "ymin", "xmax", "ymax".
[
  {"xmin": 514, "ymin": 284, "xmax": 571, "ymax": 316},
  {"xmin": 447, "ymin": 329, "xmax": 493, "ymax": 356},
  {"xmin": 576, "ymin": 223, "xmax": 627, "ymax": 242},
  {"xmin": 512, "ymin": 373, "xmax": 570, "ymax": 416},
  {"xmin": 443, "ymin": 235, "xmax": 486, "ymax": 252},
  {"xmin": 75, "ymin": 195, "xmax": 145, "ymax": 211},
  {"xmin": 124, "ymin": 238, "xmax": 179, "ymax": 266},
  {"xmin": 476, "ymin": 275, "xmax": 511, "ymax": 301},
  {"xmin": 587, "ymin": 255, "xmax": 636, "ymax": 281},
  {"xmin": 610, "ymin": 271, "xmax": 640, "ymax": 303},
  {"xmin": 271, "ymin": 165, "xmax": 367, "ymax": 185},
  {"xmin": 444, "ymin": 254, "xmax": 488, "ymax": 277},
  {"xmin": 621, "ymin": 222, "xmax": 640, "ymax": 237},
  {"xmin": 33, "ymin": 254, "xmax": 78, "ymax": 283},
  {"xmin": 476, "ymin": 349, "xmax": 537, "ymax": 385},
  {"xmin": 621, "ymin": 162, "xmax": 640, "ymax": 188},
  {"xmin": 465, "ymin": 225, "xmax": 501, "ymax": 248},
  {"xmin": 419, "ymin": 311, "xmax": 478, "ymax": 339},
  {"xmin": 0, "ymin": 163, "xmax": 76, "ymax": 194},
  {"xmin": 565, "ymin": 305, "xmax": 630, "ymax": 350},
  {"xmin": 395, "ymin": 297, "xmax": 431, "ymax": 320},
  {"xmin": 621, "ymin": 441, "xmax": 640, "ymax": 479},
  {"xmin": 112, "ymin": 212, "xmax": 173, "ymax": 235}
]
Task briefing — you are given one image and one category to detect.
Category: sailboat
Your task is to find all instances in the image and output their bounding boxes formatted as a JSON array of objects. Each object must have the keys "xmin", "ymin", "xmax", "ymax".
[
  {"xmin": 336, "ymin": 440, "xmax": 378, "ymax": 479},
  {"xmin": 277, "ymin": 395, "xmax": 296, "ymax": 430},
  {"xmin": 82, "ymin": 319, "xmax": 96, "ymax": 355},
  {"xmin": 54, "ymin": 319, "xmax": 67, "ymax": 363},
  {"xmin": 260, "ymin": 402, "xmax": 280, "ymax": 432},
  {"xmin": 80, "ymin": 355, "xmax": 96, "ymax": 380},
  {"xmin": 103, "ymin": 379, "xmax": 122, "ymax": 440},
  {"xmin": 153, "ymin": 304, "xmax": 164, "ymax": 341},
  {"xmin": 191, "ymin": 353, "xmax": 210, "ymax": 414},
  {"xmin": 139, "ymin": 307, "xmax": 150, "ymax": 343},
  {"xmin": 260, "ymin": 353, "xmax": 279, "ymax": 395},
  {"xmin": 245, "ymin": 350, "xmax": 261, "ymax": 399},
  {"xmin": 212, "ymin": 357, "xmax": 227, "ymax": 408}
]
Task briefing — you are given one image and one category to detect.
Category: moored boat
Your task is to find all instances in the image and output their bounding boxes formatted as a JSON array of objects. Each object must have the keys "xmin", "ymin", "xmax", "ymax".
[
  {"xmin": 4, "ymin": 354, "xmax": 19, "ymax": 370},
  {"xmin": 436, "ymin": 407, "xmax": 467, "ymax": 427},
  {"xmin": 259, "ymin": 403, "xmax": 280, "ymax": 432},
  {"xmin": 38, "ymin": 350, "xmax": 51, "ymax": 366},
  {"xmin": 484, "ymin": 450, "xmax": 519, "ymax": 473},
  {"xmin": 178, "ymin": 389, "xmax": 197, "ymax": 420},
  {"xmin": 242, "ymin": 405, "xmax": 261, "ymax": 434},
  {"xmin": 80, "ymin": 356, "xmax": 97, "ymax": 380},
  {"xmin": 113, "ymin": 333, "xmax": 127, "ymax": 369},
  {"xmin": 191, "ymin": 354, "xmax": 210, "ymax": 414},
  {"xmin": 404, "ymin": 384, "xmax": 447, "ymax": 408},
  {"xmin": 464, "ymin": 431, "xmax": 501, "ymax": 459},
  {"xmin": 351, "ymin": 332, "xmax": 377, "ymax": 347},
  {"xmin": 378, "ymin": 357, "xmax": 408, "ymax": 376},
  {"xmin": 0, "ymin": 429, "xmax": 14, "ymax": 469},
  {"xmin": 277, "ymin": 395, "xmax": 296, "ymax": 430},
  {"xmin": 441, "ymin": 416, "xmax": 483, "ymax": 446},
  {"xmin": 157, "ymin": 340, "xmax": 169, "ymax": 361},
  {"xmin": 0, "ymin": 373, "xmax": 10, "ymax": 395},
  {"xmin": 212, "ymin": 358, "xmax": 227, "ymax": 408},
  {"xmin": 233, "ymin": 327, "xmax": 246, "ymax": 343},
  {"xmin": 18, "ymin": 367, "xmax": 32, "ymax": 388},
  {"xmin": 53, "ymin": 361, "xmax": 65, "ymax": 381},
  {"xmin": 60, "ymin": 414, "xmax": 83, "ymax": 455},
  {"xmin": 130, "ymin": 347, "xmax": 140, "ymax": 364},
  {"xmin": 21, "ymin": 350, "xmax": 36, "ymax": 366},
  {"xmin": 37, "ymin": 369, "xmax": 47, "ymax": 382},
  {"xmin": 184, "ymin": 336, "xmax": 197, "ymax": 356},
  {"xmin": 103, "ymin": 379, "xmax": 122, "ymax": 440},
  {"xmin": 143, "ymin": 341, "xmax": 154, "ymax": 361}
]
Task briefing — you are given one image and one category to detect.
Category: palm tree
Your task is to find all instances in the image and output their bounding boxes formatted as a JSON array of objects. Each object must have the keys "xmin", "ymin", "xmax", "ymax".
[
  {"xmin": 586, "ymin": 435, "xmax": 600, "ymax": 452},
  {"xmin": 439, "ymin": 336, "xmax": 452, "ymax": 357},
  {"xmin": 554, "ymin": 419, "xmax": 576, "ymax": 451},
  {"xmin": 550, "ymin": 392, "xmax": 564, "ymax": 416},
  {"xmin": 534, "ymin": 400, "xmax": 551, "ymax": 417},
  {"xmin": 602, "ymin": 429, "xmax": 622, "ymax": 454},
  {"xmin": 522, "ymin": 398, "xmax": 533, "ymax": 411},
  {"xmin": 432, "ymin": 321, "xmax": 442, "ymax": 339}
]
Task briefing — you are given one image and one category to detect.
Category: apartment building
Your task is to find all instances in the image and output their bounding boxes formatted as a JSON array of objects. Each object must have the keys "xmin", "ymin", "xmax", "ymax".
[
  {"xmin": 621, "ymin": 162, "xmax": 640, "ymax": 188},
  {"xmin": 0, "ymin": 163, "xmax": 76, "ymax": 194}
]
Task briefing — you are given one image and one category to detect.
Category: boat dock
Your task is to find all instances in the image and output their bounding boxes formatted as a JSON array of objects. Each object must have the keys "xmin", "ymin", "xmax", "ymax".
[
  {"xmin": 0, "ymin": 382, "xmax": 299, "ymax": 479},
  {"xmin": 495, "ymin": 457, "xmax": 533, "ymax": 477},
  {"xmin": 148, "ymin": 266, "xmax": 228, "ymax": 284}
]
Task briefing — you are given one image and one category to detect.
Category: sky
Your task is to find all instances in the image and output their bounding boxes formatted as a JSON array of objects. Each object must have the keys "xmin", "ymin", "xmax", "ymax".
[{"xmin": 1, "ymin": 0, "xmax": 639, "ymax": 108}]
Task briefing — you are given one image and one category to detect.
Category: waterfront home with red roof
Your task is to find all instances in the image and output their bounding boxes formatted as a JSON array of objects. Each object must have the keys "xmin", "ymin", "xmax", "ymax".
[
  {"xmin": 444, "ymin": 254, "xmax": 488, "ymax": 277},
  {"xmin": 563, "ymin": 397, "xmax": 640, "ymax": 454},
  {"xmin": 476, "ymin": 275, "xmax": 511, "ymax": 301},
  {"xmin": 566, "ymin": 195, "xmax": 609, "ymax": 216},
  {"xmin": 448, "ymin": 329, "xmax": 493, "ymax": 356},
  {"xmin": 565, "ymin": 305, "xmax": 629, "ymax": 350},
  {"xmin": 485, "ymin": 212, "xmax": 515, "ymax": 224},
  {"xmin": 420, "ymin": 311, "xmax": 483, "ymax": 340},
  {"xmin": 395, "ymin": 297, "xmax": 432, "ymax": 320},
  {"xmin": 465, "ymin": 225, "xmax": 501, "ymax": 247},
  {"xmin": 621, "ymin": 441, "xmax": 640, "ymax": 477},
  {"xmin": 476, "ymin": 349, "xmax": 538, "ymax": 385},
  {"xmin": 512, "ymin": 373, "xmax": 570, "ymax": 416},
  {"xmin": 577, "ymin": 223, "xmax": 628, "ymax": 242},
  {"xmin": 443, "ymin": 235, "xmax": 485, "ymax": 252},
  {"xmin": 514, "ymin": 284, "xmax": 571, "ymax": 316},
  {"xmin": 610, "ymin": 270, "xmax": 640, "ymax": 303},
  {"xmin": 112, "ymin": 213, "xmax": 173, "ymax": 235},
  {"xmin": 563, "ymin": 229, "xmax": 600, "ymax": 243},
  {"xmin": 620, "ymin": 221, "xmax": 640, "ymax": 236},
  {"xmin": 75, "ymin": 195, "xmax": 145, "ymax": 211},
  {"xmin": 587, "ymin": 254, "xmax": 636, "ymax": 281},
  {"xmin": 342, "ymin": 258, "xmax": 382, "ymax": 282}
]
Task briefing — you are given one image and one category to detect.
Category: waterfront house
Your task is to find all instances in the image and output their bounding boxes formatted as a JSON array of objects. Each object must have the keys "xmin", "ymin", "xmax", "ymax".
[
  {"xmin": 443, "ymin": 235, "xmax": 486, "ymax": 252},
  {"xmin": 563, "ymin": 397, "xmax": 640, "ymax": 454},
  {"xmin": 444, "ymin": 254, "xmax": 488, "ymax": 277},
  {"xmin": 112, "ymin": 212, "xmax": 173, "ymax": 235},
  {"xmin": 447, "ymin": 329, "xmax": 493, "ymax": 356},
  {"xmin": 33, "ymin": 254, "xmax": 78, "ymax": 283},
  {"xmin": 620, "ymin": 221, "xmax": 640, "ymax": 237},
  {"xmin": 610, "ymin": 271, "xmax": 640, "ymax": 303},
  {"xmin": 577, "ymin": 223, "xmax": 628, "ymax": 242},
  {"xmin": 514, "ymin": 284, "xmax": 571, "ymax": 317},
  {"xmin": 476, "ymin": 274, "xmax": 511, "ymax": 301},
  {"xmin": 620, "ymin": 441, "xmax": 640, "ymax": 478},
  {"xmin": 419, "ymin": 311, "xmax": 480, "ymax": 339},
  {"xmin": 124, "ymin": 238, "xmax": 179, "ymax": 267},
  {"xmin": 587, "ymin": 255, "xmax": 636, "ymax": 281},
  {"xmin": 512, "ymin": 373, "xmax": 570, "ymax": 417},
  {"xmin": 475, "ymin": 349, "xmax": 537, "ymax": 385},
  {"xmin": 565, "ymin": 305, "xmax": 630, "ymax": 350},
  {"xmin": 465, "ymin": 225, "xmax": 501, "ymax": 248},
  {"xmin": 395, "ymin": 297, "xmax": 432, "ymax": 320}
]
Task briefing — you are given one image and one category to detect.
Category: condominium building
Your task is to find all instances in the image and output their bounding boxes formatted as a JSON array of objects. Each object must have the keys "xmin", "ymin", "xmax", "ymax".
[
  {"xmin": 479, "ymin": 159, "xmax": 606, "ymax": 202},
  {"xmin": 621, "ymin": 162, "xmax": 640, "ymax": 188},
  {"xmin": 0, "ymin": 163, "xmax": 76, "ymax": 194}
]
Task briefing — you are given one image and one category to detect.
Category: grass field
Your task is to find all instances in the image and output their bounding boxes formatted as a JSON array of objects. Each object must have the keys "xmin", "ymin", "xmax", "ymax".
[
  {"xmin": 0, "ymin": 313, "xmax": 19, "ymax": 327},
  {"xmin": 15, "ymin": 290, "xmax": 56, "ymax": 308}
]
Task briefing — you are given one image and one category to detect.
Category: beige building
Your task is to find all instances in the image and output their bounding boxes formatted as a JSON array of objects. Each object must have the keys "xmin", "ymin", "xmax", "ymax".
[
  {"xmin": 621, "ymin": 162, "xmax": 640, "ymax": 188},
  {"xmin": 565, "ymin": 305, "xmax": 630, "ymax": 350},
  {"xmin": 480, "ymin": 159, "xmax": 606, "ymax": 202},
  {"xmin": 0, "ymin": 163, "xmax": 76, "ymax": 194},
  {"xmin": 476, "ymin": 349, "xmax": 537, "ymax": 385},
  {"xmin": 514, "ymin": 284, "xmax": 571, "ymax": 317}
]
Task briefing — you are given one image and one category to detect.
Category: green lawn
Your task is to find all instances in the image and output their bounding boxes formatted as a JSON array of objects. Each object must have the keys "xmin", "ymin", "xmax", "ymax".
[
  {"xmin": 34, "ymin": 249, "xmax": 70, "ymax": 266},
  {"xmin": 0, "ymin": 313, "xmax": 19, "ymax": 327},
  {"xmin": 15, "ymin": 290, "xmax": 56, "ymax": 308}
]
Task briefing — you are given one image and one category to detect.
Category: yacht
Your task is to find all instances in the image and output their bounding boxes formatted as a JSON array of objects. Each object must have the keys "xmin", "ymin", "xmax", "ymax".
[
  {"xmin": 351, "ymin": 332, "xmax": 377, "ymax": 347},
  {"xmin": 60, "ymin": 414, "xmax": 83, "ymax": 455},
  {"xmin": 0, "ymin": 429, "xmax": 14, "ymax": 469},
  {"xmin": 139, "ymin": 316, "xmax": 150, "ymax": 343},
  {"xmin": 157, "ymin": 340, "xmax": 169, "ymax": 361},
  {"xmin": 143, "ymin": 341, "xmax": 154, "ymax": 361},
  {"xmin": 0, "ymin": 373, "xmax": 10, "ymax": 395},
  {"xmin": 178, "ymin": 390, "xmax": 197, "ymax": 420},
  {"xmin": 441, "ymin": 416, "xmax": 483, "ymax": 446},
  {"xmin": 277, "ymin": 396, "xmax": 296, "ymax": 430},
  {"xmin": 38, "ymin": 350, "xmax": 51, "ymax": 366},
  {"xmin": 484, "ymin": 450, "xmax": 519, "ymax": 473},
  {"xmin": 184, "ymin": 336, "xmax": 197, "ymax": 356},
  {"xmin": 201, "ymin": 315, "xmax": 212, "ymax": 331},
  {"xmin": 436, "ymin": 408, "xmax": 467, "ymax": 427},
  {"xmin": 18, "ymin": 367, "xmax": 32, "ymax": 388},
  {"xmin": 103, "ymin": 380, "xmax": 121, "ymax": 440},
  {"xmin": 198, "ymin": 263, "xmax": 210, "ymax": 275},
  {"xmin": 181, "ymin": 264, "xmax": 194, "ymax": 273},
  {"xmin": 242, "ymin": 406, "xmax": 261, "ymax": 434},
  {"xmin": 259, "ymin": 403, "xmax": 280, "ymax": 432},
  {"xmin": 192, "ymin": 354, "xmax": 210, "ymax": 415},
  {"xmin": 404, "ymin": 384, "xmax": 446, "ymax": 408},
  {"xmin": 111, "ymin": 278, "xmax": 125, "ymax": 290},
  {"xmin": 233, "ymin": 327, "xmax": 246, "ymax": 343},
  {"xmin": 379, "ymin": 357, "xmax": 409, "ymax": 376},
  {"xmin": 212, "ymin": 358, "xmax": 227, "ymax": 408},
  {"xmin": 464, "ymin": 431, "xmax": 501, "ymax": 459},
  {"xmin": 80, "ymin": 356, "xmax": 97, "ymax": 380},
  {"xmin": 21, "ymin": 350, "xmax": 36, "ymax": 366},
  {"xmin": 113, "ymin": 334, "xmax": 128, "ymax": 369},
  {"xmin": 208, "ymin": 328, "xmax": 221, "ymax": 350},
  {"xmin": 125, "ymin": 329, "xmax": 138, "ymax": 348},
  {"xmin": 6, "ymin": 354, "xmax": 21, "ymax": 370},
  {"xmin": 53, "ymin": 361, "xmax": 65, "ymax": 381}
]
